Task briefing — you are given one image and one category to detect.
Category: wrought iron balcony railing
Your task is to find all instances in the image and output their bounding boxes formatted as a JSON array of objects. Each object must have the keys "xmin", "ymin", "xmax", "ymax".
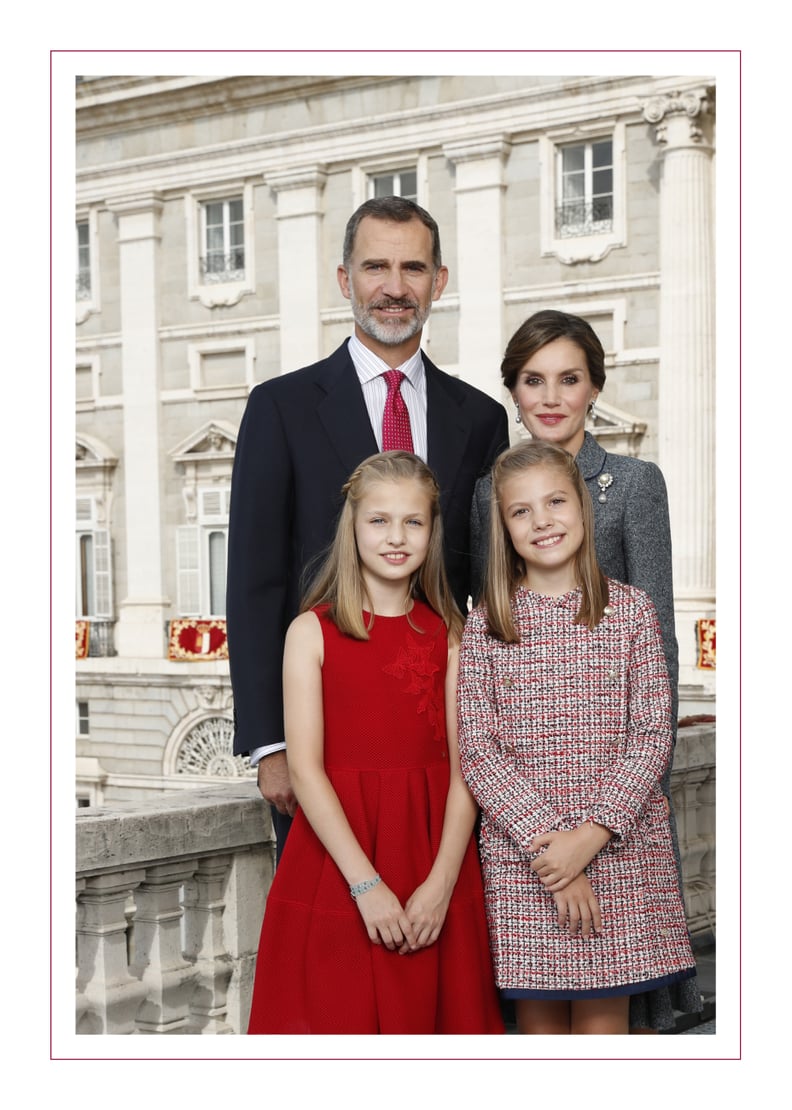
[{"xmin": 555, "ymin": 198, "xmax": 614, "ymax": 238}]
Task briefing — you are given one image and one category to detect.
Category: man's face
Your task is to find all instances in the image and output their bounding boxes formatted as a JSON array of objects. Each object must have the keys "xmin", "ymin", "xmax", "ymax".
[{"xmin": 337, "ymin": 217, "xmax": 449, "ymax": 358}]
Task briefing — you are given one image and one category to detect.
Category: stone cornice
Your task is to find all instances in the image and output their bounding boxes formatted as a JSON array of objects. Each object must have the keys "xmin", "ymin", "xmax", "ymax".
[{"xmin": 76, "ymin": 74, "xmax": 714, "ymax": 206}]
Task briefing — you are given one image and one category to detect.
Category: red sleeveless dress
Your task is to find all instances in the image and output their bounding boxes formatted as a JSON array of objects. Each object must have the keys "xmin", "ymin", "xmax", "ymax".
[{"xmin": 247, "ymin": 601, "xmax": 503, "ymax": 1034}]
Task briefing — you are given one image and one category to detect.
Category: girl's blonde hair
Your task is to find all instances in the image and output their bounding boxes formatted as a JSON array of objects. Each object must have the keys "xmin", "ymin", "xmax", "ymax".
[
  {"xmin": 484, "ymin": 440, "xmax": 608, "ymax": 642},
  {"xmin": 301, "ymin": 451, "xmax": 463, "ymax": 641}
]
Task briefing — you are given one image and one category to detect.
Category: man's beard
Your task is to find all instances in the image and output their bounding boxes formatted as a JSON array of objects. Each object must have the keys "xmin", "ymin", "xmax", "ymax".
[{"xmin": 351, "ymin": 294, "xmax": 431, "ymax": 346}]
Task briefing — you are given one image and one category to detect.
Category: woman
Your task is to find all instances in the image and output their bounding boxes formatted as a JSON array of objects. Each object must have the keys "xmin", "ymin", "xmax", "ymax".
[{"xmin": 470, "ymin": 309, "xmax": 702, "ymax": 1032}]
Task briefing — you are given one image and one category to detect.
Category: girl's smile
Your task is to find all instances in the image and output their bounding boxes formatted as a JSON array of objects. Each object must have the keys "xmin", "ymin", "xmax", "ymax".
[
  {"xmin": 500, "ymin": 465, "xmax": 584, "ymax": 594},
  {"xmin": 354, "ymin": 478, "xmax": 432, "ymax": 603}
]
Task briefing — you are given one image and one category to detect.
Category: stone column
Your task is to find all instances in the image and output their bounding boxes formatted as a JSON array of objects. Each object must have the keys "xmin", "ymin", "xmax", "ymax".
[
  {"xmin": 642, "ymin": 89, "xmax": 716, "ymax": 690},
  {"xmin": 264, "ymin": 166, "xmax": 327, "ymax": 373},
  {"xmin": 107, "ymin": 192, "xmax": 170, "ymax": 658},
  {"xmin": 443, "ymin": 137, "xmax": 511, "ymax": 400}
]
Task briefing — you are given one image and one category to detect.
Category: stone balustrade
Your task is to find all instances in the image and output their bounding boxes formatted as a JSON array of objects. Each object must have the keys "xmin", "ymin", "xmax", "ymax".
[
  {"xmin": 75, "ymin": 723, "xmax": 715, "ymax": 1034},
  {"xmin": 76, "ymin": 781, "xmax": 273, "ymax": 1034}
]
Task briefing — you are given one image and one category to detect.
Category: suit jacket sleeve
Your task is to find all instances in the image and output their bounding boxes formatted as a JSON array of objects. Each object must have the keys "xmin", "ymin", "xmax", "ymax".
[{"xmin": 226, "ymin": 384, "xmax": 293, "ymax": 756}]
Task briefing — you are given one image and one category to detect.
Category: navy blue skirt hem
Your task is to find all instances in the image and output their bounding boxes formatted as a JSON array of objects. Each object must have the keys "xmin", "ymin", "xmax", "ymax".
[{"xmin": 501, "ymin": 966, "xmax": 696, "ymax": 1001}]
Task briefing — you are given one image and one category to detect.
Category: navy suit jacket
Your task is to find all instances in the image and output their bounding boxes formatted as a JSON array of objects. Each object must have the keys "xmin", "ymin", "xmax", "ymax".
[{"xmin": 227, "ymin": 340, "xmax": 508, "ymax": 757}]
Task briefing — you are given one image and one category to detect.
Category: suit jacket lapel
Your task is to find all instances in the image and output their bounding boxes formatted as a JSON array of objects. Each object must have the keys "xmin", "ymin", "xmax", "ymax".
[{"xmin": 316, "ymin": 342, "xmax": 379, "ymax": 475}]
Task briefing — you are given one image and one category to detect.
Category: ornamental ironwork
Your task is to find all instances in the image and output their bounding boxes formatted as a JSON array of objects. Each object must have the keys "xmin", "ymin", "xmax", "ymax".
[
  {"xmin": 199, "ymin": 252, "xmax": 245, "ymax": 284},
  {"xmin": 555, "ymin": 198, "xmax": 613, "ymax": 238}
]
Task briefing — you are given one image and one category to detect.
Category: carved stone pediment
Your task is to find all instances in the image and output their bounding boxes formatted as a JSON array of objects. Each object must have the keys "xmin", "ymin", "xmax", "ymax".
[
  {"xmin": 587, "ymin": 399, "xmax": 647, "ymax": 458},
  {"xmin": 170, "ymin": 420, "xmax": 238, "ymax": 465}
]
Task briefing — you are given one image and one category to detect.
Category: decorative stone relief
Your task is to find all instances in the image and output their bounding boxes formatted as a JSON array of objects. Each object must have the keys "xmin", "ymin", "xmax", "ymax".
[{"xmin": 175, "ymin": 716, "xmax": 253, "ymax": 778}]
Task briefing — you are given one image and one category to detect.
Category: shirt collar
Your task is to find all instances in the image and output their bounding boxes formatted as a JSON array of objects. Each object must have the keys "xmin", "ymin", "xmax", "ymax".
[{"xmin": 348, "ymin": 333, "xmax": 425, "ymax": 388}]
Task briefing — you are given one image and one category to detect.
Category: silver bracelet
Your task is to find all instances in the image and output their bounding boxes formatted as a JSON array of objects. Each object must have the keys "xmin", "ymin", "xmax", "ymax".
[{"xmin": 350, "ymin": 874, "xmax": 381, "ymax": 900}]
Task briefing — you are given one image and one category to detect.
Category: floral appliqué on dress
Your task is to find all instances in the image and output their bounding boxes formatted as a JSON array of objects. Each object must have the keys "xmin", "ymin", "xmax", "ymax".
[{"xmin": 383, "ymin": 634, "xmax": 446, "ymax": 741}]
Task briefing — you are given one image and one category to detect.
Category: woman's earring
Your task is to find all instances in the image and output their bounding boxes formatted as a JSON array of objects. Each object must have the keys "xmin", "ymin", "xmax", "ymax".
[
  {"xmin": 588, "ymin": 397, "xmax": 597, "ymax": 418},
  {"xmin": 514, "ymin": 403, "xmax": 522, "ymax": 425}
]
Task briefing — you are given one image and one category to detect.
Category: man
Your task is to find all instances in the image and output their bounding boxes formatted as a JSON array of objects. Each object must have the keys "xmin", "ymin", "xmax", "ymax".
[{"xmin": 226, "ymin": 196, "xmax": 508, "ymax": 855}]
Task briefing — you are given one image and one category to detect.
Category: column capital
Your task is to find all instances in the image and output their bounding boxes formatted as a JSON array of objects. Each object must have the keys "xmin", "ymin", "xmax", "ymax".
[
  {"xmin": 442, "ymin": 135, "xmax": 512, "ymax": 165},
  {"xmin": 263, "ymin": 164, "xmax": 328, "ymax": 193},
  {"xmin": 642, "ymin": 87, "xmax": 714, "ymax": 150},
  {"xmin": 105, "ymin": 190, "xmax": 164, "ymax": 217}
]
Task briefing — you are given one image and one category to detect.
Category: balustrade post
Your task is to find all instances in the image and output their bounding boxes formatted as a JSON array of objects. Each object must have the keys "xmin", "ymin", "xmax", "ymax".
[
  {"xmin": 128, "ymin": 861, "xmax": 198, "ymax": 1034},
  {"xmin": 76, "ymin": 869, "xmax": 148, "ymax": 1034},
  {"xmin": 182, "ymin": 854, "xmax": 234, "ymax": 1034}
]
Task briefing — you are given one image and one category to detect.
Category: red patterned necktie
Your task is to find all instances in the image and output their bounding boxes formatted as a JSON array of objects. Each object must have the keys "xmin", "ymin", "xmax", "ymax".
[{"xmin": 381, "ymin": 369, "xmax": 414, "ymax": 453}]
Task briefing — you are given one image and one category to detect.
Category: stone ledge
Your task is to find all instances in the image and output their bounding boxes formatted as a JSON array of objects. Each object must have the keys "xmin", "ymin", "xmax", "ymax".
[{"xmin": 76, "ymin": 781, "xmax": 270, "ymax": 876}]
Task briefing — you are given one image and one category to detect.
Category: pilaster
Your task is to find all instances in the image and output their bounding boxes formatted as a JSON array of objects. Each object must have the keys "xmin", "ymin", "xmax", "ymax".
[
  {"xmin": 107, "ymin": 192, "xmax": 171, "ymax": 657},
  {"xmin": 642, "ymin": 89, "xmax": 716, "ymax": 688},
  {"xmin": 444, "ymin": 137, "xmax": 511, "ymax": 400},
  {"xmin": 264, "ymin": 166, "xmax": 327, "ymax": 372}
]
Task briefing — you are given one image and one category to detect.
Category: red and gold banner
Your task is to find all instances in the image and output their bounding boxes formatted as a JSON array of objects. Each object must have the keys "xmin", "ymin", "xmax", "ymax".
[
  {"xmin": 75, "ymin": 620, "xmax": 90, "ymax": 660},
  {"xmin": 696, "ymin": 618, "xmax": 716, "ymax": 670},
  {"xmin": 168, "ymin": 618, "xmax": 228, "ymax": 661}
]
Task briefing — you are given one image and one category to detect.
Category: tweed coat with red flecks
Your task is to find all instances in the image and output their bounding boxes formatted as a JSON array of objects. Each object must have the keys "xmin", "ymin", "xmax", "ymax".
[{"xmin": 457, "ymin": 580, "xmax": 696, "ymax": 996}]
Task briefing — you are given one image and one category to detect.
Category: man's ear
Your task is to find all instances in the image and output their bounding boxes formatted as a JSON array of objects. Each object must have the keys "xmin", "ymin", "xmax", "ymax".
[
  {"xmin": 432, "ymin": 265, "xmax": 449, "ymax": 301},
  {"xmin": 337, "ymin": 264, "xmax": 351, "ymax": 300}
]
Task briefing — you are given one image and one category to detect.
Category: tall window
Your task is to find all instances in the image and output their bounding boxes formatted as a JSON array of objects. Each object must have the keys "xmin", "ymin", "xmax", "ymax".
[
  {"xmin": 556, "ymin": 139, "xmax": 613, "ymax": 238},
  {"xmin": 369, "ymin": 168, "xmax": 418, "ymax": 202},
  {"xmin": 76, "ymin": 221, "xmax": 91, "ymax": 299},
  {"xmin": 176, "ymin": 487, "xmax": 230, "ymax": 617},
  {"xmin": 200, "ymin": 197, "xmax": 244, "ymax": 283},
  {"xmin": 76, "ymin": 498, "xmax": 113, "ymax": 618}
]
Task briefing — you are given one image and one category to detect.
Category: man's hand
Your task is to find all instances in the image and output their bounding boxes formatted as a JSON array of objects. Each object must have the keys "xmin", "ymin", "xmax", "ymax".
[{"xmin": 257, "ymin": 750, "xmax": 297, "ymax": 817}]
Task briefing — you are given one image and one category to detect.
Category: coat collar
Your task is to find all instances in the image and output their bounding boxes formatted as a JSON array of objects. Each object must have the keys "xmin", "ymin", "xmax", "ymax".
[{"xmin": 575, "ymin": 430, "xmax": 608, "ymax": 480}]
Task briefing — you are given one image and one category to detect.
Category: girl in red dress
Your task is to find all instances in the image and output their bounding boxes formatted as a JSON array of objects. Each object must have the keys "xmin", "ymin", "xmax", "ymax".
[{"xmin": 247, "ymin": 451, "xmax": 502, "ymax": 1034}]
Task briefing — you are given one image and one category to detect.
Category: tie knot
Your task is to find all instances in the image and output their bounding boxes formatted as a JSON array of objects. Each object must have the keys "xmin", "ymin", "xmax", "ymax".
[{"xmin": 383, "ymin": 369, "xmax": 406, "ymax": 392}]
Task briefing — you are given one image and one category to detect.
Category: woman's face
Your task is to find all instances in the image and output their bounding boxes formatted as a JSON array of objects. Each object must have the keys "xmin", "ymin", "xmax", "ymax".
[{"xmin": 512, "ymin": 337, "xmax": 599, "ymax": 457}]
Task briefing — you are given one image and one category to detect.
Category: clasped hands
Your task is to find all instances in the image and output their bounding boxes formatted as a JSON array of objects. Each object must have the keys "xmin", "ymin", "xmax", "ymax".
[
  {"xmin": 529, "ymin": 824, "xmax": 612, "ymax": 938},
  {"xmin": 354, "ymin": 876, "xmax": 450, "ymax": 955}
]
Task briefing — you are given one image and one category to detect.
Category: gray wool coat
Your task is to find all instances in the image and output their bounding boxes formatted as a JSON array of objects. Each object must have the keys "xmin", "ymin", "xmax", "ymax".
[{"xmin": 470, "ymin": 431, "xmax": 679, "ymax": 731}]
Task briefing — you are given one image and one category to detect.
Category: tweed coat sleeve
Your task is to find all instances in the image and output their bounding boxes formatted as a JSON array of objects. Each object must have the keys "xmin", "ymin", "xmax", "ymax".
[
  {"xmin": 587, "ymin": 587, "xmax": 674, "ymax": 841},
  {"xmin": 457, "ymin": 607, "xmax": 564, "ymax": 851}
]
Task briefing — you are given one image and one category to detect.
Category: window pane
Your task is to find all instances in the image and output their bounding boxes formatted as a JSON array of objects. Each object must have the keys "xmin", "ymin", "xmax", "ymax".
[
  {"xmin": 562, "ymin": 173, "xmax": 584, "ymax": 202},
  {"xmin": 373, "ymin": 174, "xmax": 395, "ymax": 198},
  {"xmin": 209, "ymin": 531, "xmax": 227, "ymax": 616},
  {"xmin": 592, "ymin": 140, "xmax": 612, "ymax": 168},
  {"xmin": 204, "ymin": 202, "xmax": 224, "ymax": 227},
  {"xmin": 79, "ymin": 535, "xmax": 95, "ymax": 616},
  {"xmin": 592, "ymin": 168, "xmax": 613, "ymax": 196},
  {"xmin": 399, "ymin": 170, "xmax": 417, "ymax": 200},
  {"xmin": 562, "ymin": 145, "xmax": 585, "ymax": 173},
  {"xmin": 229, "ymin": 198, "xmax": 243, "ymax": 222}
]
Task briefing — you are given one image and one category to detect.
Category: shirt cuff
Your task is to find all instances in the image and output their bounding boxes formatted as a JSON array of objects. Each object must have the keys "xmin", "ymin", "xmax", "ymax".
[{"xmin": 248, "ymin": 742, "xmax": 286, "ymax": 766}]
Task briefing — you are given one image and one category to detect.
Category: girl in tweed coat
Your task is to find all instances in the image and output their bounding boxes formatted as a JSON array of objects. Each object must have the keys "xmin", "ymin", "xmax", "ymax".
[{"xmin": 457, "ymin": 441, "xmax": 696, "ymax": 1035}]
